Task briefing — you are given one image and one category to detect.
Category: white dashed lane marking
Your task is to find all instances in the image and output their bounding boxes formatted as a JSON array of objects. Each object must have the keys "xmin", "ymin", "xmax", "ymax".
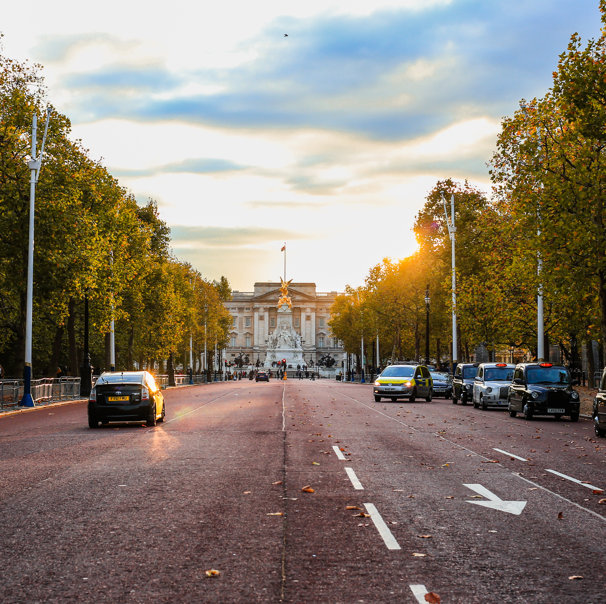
[
  {"xmin": 493, "ymin": 448, "xmax": 529, "ymax": 461},
  {"xmin": 333, "ymin": 445, "xmax": 346, "ymax": 460},
  {"xmin": 364, "ymin": 503, "xmax": 401, "ymax": 550},
  {"xmin": 545, "ymin": 469, "xmax": 602, "ymax": 491},
  {"xmin": 345, "ymin": 467, "xmax": 364, "ymax": 490},
  {"xmin": 410, "ymin": 584, "xmax": 429, "ymax": 603}
]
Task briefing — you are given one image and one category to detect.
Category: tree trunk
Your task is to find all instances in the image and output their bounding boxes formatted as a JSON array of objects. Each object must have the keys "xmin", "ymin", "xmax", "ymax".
[
  {"xmin": 104, "ymin": 332, "xmax": 111, "ymax": 372},
  {"xmin": 436, "ymin": 338, "xmax": 441, "ymax": 368},
  {"xmin": 168, "ymin": 352, "xmax": 176, "ymax": 387},
  {"xmin": 127, "ymin": 326, "xmax": 134, "ymax": 371},
  {"xmin": 67, "ymin": 298, "xmax": 78, "ymax": 375},
  {"xmin": 47, "ymin": 325, "xmax": 64, "ymax": 377},
  {"xmin": 414, "ymin": 322, "xmax": 420, "ymax": 361}
]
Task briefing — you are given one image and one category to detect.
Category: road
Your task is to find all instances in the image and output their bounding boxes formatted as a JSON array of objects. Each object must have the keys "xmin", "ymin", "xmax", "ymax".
[{"xmin": 1, "ymin": 379, "xmax": 605, "ymax": 603}]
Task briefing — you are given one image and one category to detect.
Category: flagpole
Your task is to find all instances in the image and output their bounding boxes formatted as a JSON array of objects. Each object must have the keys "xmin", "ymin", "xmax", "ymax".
[{"xmin": 284, "ymin": 242, "xmax": 286, "ymax": 281}]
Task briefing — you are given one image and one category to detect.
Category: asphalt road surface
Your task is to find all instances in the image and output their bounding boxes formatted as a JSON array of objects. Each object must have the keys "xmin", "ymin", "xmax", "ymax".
[{"xmin": 1, "ymin": 379, "xmax": 605, "ymax": 603}]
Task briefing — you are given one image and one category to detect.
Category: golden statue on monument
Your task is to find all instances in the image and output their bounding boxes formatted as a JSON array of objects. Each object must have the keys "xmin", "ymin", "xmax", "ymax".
[{"xmin": 278, "ymin": 278, "xmax": 293, "ymax": 309}]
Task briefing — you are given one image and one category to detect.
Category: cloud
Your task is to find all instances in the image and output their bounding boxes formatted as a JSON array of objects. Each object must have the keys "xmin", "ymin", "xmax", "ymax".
[
  {"xmin": 111, "ymin": 157, "xmax": 248, "ymax": 178},
  {"xmin": 170, "ymin": 225, "xmax": 313, "ymax": 248}
]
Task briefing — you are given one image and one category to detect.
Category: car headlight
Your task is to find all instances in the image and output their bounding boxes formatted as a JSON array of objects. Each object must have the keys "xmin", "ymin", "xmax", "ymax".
[
  {"xmin": 531, "ymin": 391, "xmax": 539, "ymax": 399},
  {"xmin": 374, "ymin": 381, "xmax": 380, "ymax": 386},
  {"xmin": 486, "ymin": 387, "xmax": 492, "ymax": 393},
  {"xmin": 571, "ymin": 391, "xmax": 579, "ymax": 400},
  {"xmin": 466, "ymin": 384, "xmax": 472, "ymax": 391}
]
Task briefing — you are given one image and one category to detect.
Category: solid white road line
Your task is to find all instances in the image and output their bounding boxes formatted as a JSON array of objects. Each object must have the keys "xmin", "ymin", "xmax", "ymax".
[
  {"xmin": 333, "ymin": 445, "xmax": 346, "ymax": 460},
  {"xmin": 364, "ymin": 503, "xmax": 401, "ymax": 550},
  {"xmin": 545, "ymin": 469, "xmax": 602, "ymax": 491},
  {"xmin": 345, "ymin": 467, "xmax": 364, "ymax": 490},
  {"xmin": 493, "ymin": 448, "xmax": 529, "ymax": 461},
  {"xmin": 410, "ymin": 585, "xmax": 429, "ymax": 603}
]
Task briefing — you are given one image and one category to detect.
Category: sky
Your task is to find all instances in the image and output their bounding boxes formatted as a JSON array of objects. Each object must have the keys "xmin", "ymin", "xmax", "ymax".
[{"xmin": 2, "ymin": 0, "xmax": 603, "ymax": 292}]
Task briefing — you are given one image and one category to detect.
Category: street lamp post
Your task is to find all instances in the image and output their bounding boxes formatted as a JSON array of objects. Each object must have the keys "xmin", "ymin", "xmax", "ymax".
[
  {"xmin": 20, "ymin": 108, "xmax": 51, "ymax": 408},
  {"xmin": 424, "ymin": 285, "xmax": 430, "ymax": 366},
  {"xmin": 441, "ymin": 192, "xmax": 457, "ymax": 374},
  {"xmin": 79, "ymin": 293, "xmax": 93, "ymax": 397}
]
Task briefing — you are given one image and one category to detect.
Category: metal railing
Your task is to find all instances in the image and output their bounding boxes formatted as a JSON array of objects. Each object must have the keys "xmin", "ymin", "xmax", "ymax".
[{"xmin": 0, "ymin": 377, "xmax": 81, "ymax": 409}]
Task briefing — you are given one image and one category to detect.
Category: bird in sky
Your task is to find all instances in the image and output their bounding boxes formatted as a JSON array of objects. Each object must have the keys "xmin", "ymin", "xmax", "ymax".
[{"xmin": 284, "ymin": 34, "xmax": 288, "ymax": 37}]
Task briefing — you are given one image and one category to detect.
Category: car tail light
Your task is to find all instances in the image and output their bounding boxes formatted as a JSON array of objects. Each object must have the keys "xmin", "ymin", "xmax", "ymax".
[
  {"xmin": 496, "ymin": 363, "xmax": 507, "ymax": 367},
  {"xmin": 539, "ymin": 363, "xmax": 553, "ymax": 368},
  {"xmin": 142, "ymin": 387, "xmax": 149, "ymax": 401},
  {"xmin": 89, "ymin": 388, "xmax": 96, "ymax": 402}
]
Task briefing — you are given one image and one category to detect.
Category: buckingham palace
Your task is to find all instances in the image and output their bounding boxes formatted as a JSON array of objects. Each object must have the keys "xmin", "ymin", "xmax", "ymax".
[{"xmin": 224, "ymin": 282, "xmax": 345, "ymax": 369}]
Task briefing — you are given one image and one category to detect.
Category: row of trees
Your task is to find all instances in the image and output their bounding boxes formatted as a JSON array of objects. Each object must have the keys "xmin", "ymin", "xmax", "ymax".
[
  {"xmin": 0, "ymin": 41, "xmax": 232, "ymax": 378},
  {"xmin": 330, "ymin": 2, "xmax": 606, "ymax": 379}
]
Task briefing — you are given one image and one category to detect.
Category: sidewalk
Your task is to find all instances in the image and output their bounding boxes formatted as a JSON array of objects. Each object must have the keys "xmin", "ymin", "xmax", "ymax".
[{"xmin": 576, "ymin": 385, "xmax": 596, "ymax": 417}]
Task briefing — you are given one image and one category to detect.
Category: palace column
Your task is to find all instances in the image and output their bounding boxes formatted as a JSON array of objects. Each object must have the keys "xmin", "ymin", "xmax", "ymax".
[
  {"xmin": 264, "ymin": 308, "xmax": 269, "ymax": 342},
  {"xmin": 253, "ymin": 308, "xmax": 259, "ymax": 345},
  {"xmin": 310, "ymin": 309, "xmax": 316, "ymax": 346},
  {"xmin": 300, "ymin": 310, "xmax": 306, "ymax": 337}
]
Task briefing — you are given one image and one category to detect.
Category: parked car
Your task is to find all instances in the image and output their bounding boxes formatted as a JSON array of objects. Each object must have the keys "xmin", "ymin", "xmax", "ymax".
[
  {"xmin": 508, "ymin": 362, "xmax": 580, "ymax": 421},
  {"xmin": 472, "ymin": 363, "xmax": 515, "ymax": 410},
  {"xmin": 255, "ymin": 371, "xmax": 270, "ymax": 382},
  {"xmin": 593, "ymin": 369, "xmax": 606, "ymax": 437},
  {"xmin": 452, "ymin": 363, "xmax": 479, "ymax": 405},
  {"xmin": 88, "ymin": 371, "xmax": 165, "ymax": 428},
  {"xmin": 429, "ymin": 371, "xmax": 452, "ymax": 399},
  {"xmin": 373, "ymin": 364, "xmax": 433, "ymax": 402}
]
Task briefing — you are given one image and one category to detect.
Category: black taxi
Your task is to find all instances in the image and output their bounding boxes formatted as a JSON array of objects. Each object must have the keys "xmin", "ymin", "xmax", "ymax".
[
  {"xmin": 508, "ymin": 362, "xmax": 580, "ymax": 421},
  {"xmin": 592, "ymin": 368, "xmax": 606, "ymax": 437},
  {"xmin": 452, "ymin": 363, "xmax": 479, "ymax": 405}
]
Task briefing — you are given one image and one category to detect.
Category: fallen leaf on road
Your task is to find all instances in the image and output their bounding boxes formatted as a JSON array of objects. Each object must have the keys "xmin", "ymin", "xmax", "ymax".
[
  {"xmin": 267, "ymin": 512, "xmax": 284, "ymax": 516},
  {"xmin": 243, "ymin": 491, "xmax": 251, "ymax": 494},
  {"xmin": 340, "ymin": 447, "xmax": 345, "ymax": 452},
  {"xmin": 470, "ymin": 495, "xmax": 483, "ymax": 499},
  {"xmin": 557, "ymin": 512, "xmax": 564, "ymax": 519},
  {"xmin": 417, "ymin": 535, "xmax": 432, "ymax": 538},
  {"xmin": 272, "ymin": 481, "xmax": 282, "ymax": 485},
  {"xmin": 390, "ymin": 521, "xmax": 398, "ymax": 525},
  {"xmin": 425, "ymin": 593, "xmax": 441, "ymax": 604},
  {"xmin": 598, "ymin": 499, "xmax": 606, "ymax": 504},
  {"xmin": 528, "ymin": 488, "xmax": 537, "ymax": 490},
  {"xmin": 346, "ymin": 506, "xmax": 360, "ymax": 510},
  {"xmin": 205, "ymin": 569, "xmax": 221, "ymax": 577},
  {"xmin": 312, "ymin": 462, "xmax": 320, "ymax": 466},
  {"xmin": 593, "ymin": 489, "xmax": 604, "ymax": 495},
  {"xmin": 568, "ymin": 576, "xmax": 583, "ymax": 580},
  {"xmin": 354, "ymin": 512, "xmax": 371, "ymax": 517},
  {"xmin": 302, "ymin": 486, "xmax": 315, "ymax": 493},
  {"xmin": 412, "ymin": 553, "xmax": 426, "ymax": 557},
  {"xmin": 530, "ymin": 449, "xmax": 537, "ymax": 452},
  {"xmin": 328, "ymin": 435, "xmax": 332, "ymax": 437},
  {"xmin": 444, "ymin": 496, "xmax": 454, "ymax": 499},
  {"xmin": 393, "ymin": 489, "xmax": 404, "ymax": 492},
  {"xmin": 408, "ymin": 495, "xmax": 415, "ymax": 498},
  {"xmin": 482, "ymin": 460, "xmax": 499, "ymax": 464}
]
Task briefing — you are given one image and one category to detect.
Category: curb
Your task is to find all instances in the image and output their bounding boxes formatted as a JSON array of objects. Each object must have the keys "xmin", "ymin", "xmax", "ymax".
[{"xmin": 0, "ymin": 398, "xmax": 87, "ymax": 419}]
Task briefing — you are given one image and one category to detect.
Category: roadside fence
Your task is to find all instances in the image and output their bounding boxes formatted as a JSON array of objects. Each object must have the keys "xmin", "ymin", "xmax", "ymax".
[{"xmin": 0, "ymin": 377, "xmax": 81, "ymax": 410}]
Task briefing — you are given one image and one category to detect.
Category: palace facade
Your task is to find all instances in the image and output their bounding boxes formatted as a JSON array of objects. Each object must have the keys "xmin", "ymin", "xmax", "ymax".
[{"xmin": 225, "ymin": 282, "xmax": 344, "ymax": 368}]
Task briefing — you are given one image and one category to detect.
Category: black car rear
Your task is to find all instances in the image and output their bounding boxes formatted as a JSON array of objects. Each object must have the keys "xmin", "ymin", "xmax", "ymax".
[{"xmin": 88, "ymin": 371, "xmax": 164, "ymax": 428}]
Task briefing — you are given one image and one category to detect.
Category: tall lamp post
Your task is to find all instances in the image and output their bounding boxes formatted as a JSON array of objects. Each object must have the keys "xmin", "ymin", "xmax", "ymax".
[
  {"xmin": 441, "ymin": 191, "xmax": 457, "ymax": 374},
  {"xmin": 21, "ymin": 108, "xmax": 51, "ymax": 407},
  {"xmin": 79, "ymin": 293, "xmax": 93, "ymax": 397},
  {"xmin": 424, "ymin": 285, "xmax": 430, "ymax": 366}
]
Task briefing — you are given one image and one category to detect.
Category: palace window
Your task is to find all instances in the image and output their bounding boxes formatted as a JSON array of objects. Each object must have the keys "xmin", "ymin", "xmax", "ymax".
[
  {"xmin": 319, "ymin": 318, "xmax": 325, "ymax": 328},
  {"xmin": 318, "ymin": 336, "xmax": 324, "ymax": 348},
  {"xmin": 294, "ymin": 318, "xmax": 300, "ymax": 327},
  {"xmin": 230, "ymin": 336, "xmax": 237, "ymax": 347},
  {"xmin": 245, "ymin": 317, "xmax": 251, "ymax": 327},
  {"xmin": 270, "ymin": 318, "xmax": 276, "ymax": 327},
  {"xmin": 232, "ymin": 317, "xmax": 237, "ymax": 327},
  {"xmin": 245, "ymin": 336, "xmax": 251, "ymax": 347}
]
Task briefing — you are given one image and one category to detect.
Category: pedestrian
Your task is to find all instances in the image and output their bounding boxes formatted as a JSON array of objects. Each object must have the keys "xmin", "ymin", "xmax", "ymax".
[{"xmin": 305, "ymin": 370, "xmax": 309, "ymax": 379}]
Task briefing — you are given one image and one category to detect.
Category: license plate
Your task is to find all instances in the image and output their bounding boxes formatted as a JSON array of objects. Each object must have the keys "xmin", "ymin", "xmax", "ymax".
[
  {"xmin": 384, "ymin": 388, "xmax": 395, "ymax": 391},
  {"xmin": 108, "ymin": 396, "xmax": 130, "ymax": 402},
  {"xmin": 547, "ymin": 408, "xmax": 565, "ymax": 414}
]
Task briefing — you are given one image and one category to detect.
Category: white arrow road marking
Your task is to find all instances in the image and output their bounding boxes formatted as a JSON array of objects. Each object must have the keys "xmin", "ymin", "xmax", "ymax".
[
  {"xmin": 410, "ymin": 584, "xmax": 429, "ymax": 603},
  {"xmin": 345, "ymin": 467, "xmax": 364, "ymax": 490},
  {"xmin": 545, "ymin": 469, "xmax": 602, "ymax": 491},
  {"xmin": 364, "ymin": 503, "xmax": 401, "ymax": 550},
  {"xmin": 493, "ymin": 447, "xmax": 529, "ymax": 461},
  {"xmin": 333, "ymin": 445, "xmax": 346, "ymax": 460},
  {"xmin": 464, "ymin": 483, "xmax": 527, "ymax": 515}
]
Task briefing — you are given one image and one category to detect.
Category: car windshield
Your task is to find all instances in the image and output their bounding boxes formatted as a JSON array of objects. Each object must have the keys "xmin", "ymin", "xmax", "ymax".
[
  {"xmin": 97, "ymin": 372, "xmax": 145, "ymax": 384},
  {"xmin": 526, "ymin": 367, "xmax": 570, "ymax": 385},
  {"xmin": 381, "ymin": 366, "xmax": 415, "ymax": 378},
  {"xmin": 430, "ymin": 372, "xmax": 451, "ymax": 382},
  {"xmin": 484, "ymin": 368, "xmax": 514, "ymax": 381},
  {"xmin": 463, "ymin": 367, "xmax": 478, "ymax": 379}
]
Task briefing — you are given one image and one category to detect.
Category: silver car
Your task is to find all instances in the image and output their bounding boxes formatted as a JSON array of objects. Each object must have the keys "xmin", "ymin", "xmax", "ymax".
[{"xmin": 472, "ymin": 363, "xmax": 515, "ymax": 410}]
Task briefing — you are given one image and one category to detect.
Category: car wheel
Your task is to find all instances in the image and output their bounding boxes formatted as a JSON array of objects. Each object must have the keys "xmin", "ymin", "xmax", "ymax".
[
  {"xmin": 570, "ymin": 411, "xmax": 579, "ymax": 422},
  {"xmin": 554, "ymin": 414, "xmax": 562, "ymax": 421},
  {"xmin": 425, "ymin": 389, "xmax": 432, "ymax": 402},
  {"xmin": 461, "ymin": 395, "xmax": 468, "ymax": 406},
  {"xmin": 374, "ymin": 395, "xmax": 381, "ymax": 402},
  {"xmin": 409, "ymin": 388, "xmax": 416, "ymax": 403},
  {"xmin": 146, "ymin": 403, "xmax": 157, "ymax": 427},
  {"xmin": 508, "ymin": 407, "xmax": 517, "ymax": 418},
  {"xmin": 523, "ymin": 403, "xmax": 533, "ymax": 421},
  {"xmin": 158, "ymin": 402, "xmax": 165, "ymax": 422},
  {"xmin": 481, "ymin": 396, "xmax": 488, "ymax": 411},
  {"xmin": 452, "ymin": 396, "xmax": 458, "ymax": 405},
  {"xmin": 88, "ymin": 415, "xmax": 99, "ymax": 429},
  {"xmin": 594, "ymin": 417, "xmax": 606, "ymax": 438}
]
